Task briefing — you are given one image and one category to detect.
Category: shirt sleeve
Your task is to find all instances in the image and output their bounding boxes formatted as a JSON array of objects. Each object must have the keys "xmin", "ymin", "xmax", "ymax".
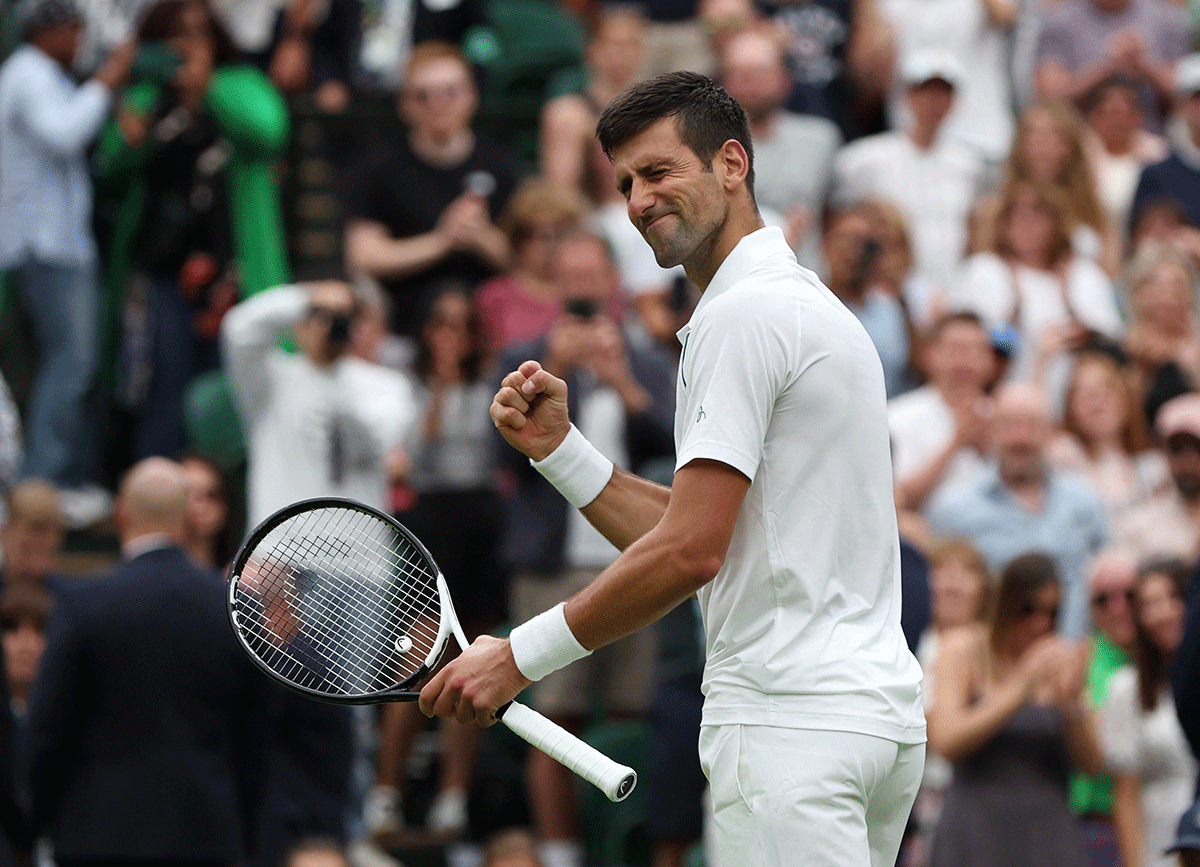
[
  {"xmin": 1100, "ymin": 665, "xmax": 1143, "ymax": 775},
  {"xmin": 14, "ymin": 68, "xmax": 111, "ymax": 158},
  {"xmin": 674, "ymin": 289, "xmax": 797, "ymax": 481}
]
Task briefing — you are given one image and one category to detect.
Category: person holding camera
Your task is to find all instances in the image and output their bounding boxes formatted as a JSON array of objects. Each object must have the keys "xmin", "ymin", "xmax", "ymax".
[
  {"xmin": 494, "ymin": 229, "xmax": 675, "ymax": 867},
  {"xmin": 220, "ymin": 280, "xmax": 417, "ymax": 525}
]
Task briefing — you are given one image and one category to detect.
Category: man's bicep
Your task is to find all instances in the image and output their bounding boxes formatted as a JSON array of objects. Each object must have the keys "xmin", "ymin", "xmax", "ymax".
[{"xmin": 657, "ymin": 458, "xmax": 751, "ymax": 567}]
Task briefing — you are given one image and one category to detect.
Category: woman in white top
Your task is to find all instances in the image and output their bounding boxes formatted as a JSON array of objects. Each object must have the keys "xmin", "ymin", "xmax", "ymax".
[
  {"xmin": 1046, "ymin": 352, "xmax": 1169, "ymax": 522},
  {"xmin": 953, "ymin": 180, "xmax": 1122, "ymax": 398},
  {"xmin": 1101, "ymin": 559, "xmax": 1196, "ymax": 867}
]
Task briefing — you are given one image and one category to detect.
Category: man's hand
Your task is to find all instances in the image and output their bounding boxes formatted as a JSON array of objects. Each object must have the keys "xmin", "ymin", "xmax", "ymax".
[
  {"xmin": 418, "ymin": 635, "xmax": 532, "ymax": 727},
  {"xmin": 93, "ymin": 37, "xmax": 137, "ymax": 91},
  {"xmin": 491, "ymin": 360, "xmax": 572, "ymax": 461}
]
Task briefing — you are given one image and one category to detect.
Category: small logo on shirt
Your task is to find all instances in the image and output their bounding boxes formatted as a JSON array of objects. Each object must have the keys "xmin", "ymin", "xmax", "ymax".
[{"xmin": 696, "ymin": 406, "xmax": 706, "ymax": 423}]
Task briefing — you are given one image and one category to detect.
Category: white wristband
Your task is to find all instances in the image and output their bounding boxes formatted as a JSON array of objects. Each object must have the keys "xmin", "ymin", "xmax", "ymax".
[
  {"xmin": 509, "ymin": 602, "xmax": 592, "ymax": 682},
  {"xmin": 530, "ymin": 424, "xmax": 614, "ymax": 509}
]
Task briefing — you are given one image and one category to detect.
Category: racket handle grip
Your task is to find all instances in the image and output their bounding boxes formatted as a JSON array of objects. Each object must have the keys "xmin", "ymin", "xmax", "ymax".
[{"xmin": 499, "ymin": 700, "xmax": 638, "ymax": 802}]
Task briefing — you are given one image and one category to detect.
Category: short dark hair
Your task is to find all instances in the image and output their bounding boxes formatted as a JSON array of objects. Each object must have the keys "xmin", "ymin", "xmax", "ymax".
[{"xmin": 596, "ymin": 71, "xmax": 755, "ymax": 196}]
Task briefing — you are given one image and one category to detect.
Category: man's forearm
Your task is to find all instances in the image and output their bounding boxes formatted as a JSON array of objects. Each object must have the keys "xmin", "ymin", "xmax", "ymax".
[{"xmin": 580, "ymin": 466, "xmax": 671, "ymax": 552}]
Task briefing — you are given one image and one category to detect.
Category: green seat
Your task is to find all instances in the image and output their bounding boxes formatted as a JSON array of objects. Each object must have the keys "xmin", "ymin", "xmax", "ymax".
[
  {"xmin": 470, "ymin": 0, "xmax": 586, "ymax": 162},
  {"xmin": 577, "ymin": 719, "xmax": 652, "ymax": 867},
  {"xmin": 183, "ymin": 370, "xmax": 246, "ymax": 471}
]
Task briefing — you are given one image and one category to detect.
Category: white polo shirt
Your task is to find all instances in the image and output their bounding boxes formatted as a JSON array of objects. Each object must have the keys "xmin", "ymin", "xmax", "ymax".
[{"xmin": 675, "ymin": 226, "xmax": 925, "ymax": 744}]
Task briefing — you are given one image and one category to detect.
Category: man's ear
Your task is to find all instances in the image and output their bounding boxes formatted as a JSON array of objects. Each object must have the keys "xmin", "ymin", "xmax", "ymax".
[{"xmin": 715, "ymin": 139, "xmax": 751, "ymax": 191}]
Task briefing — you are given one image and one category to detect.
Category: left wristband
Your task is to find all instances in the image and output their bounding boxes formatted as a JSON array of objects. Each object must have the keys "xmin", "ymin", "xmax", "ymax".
[{"xmin": 530, "ymin": 424, "xmax": 614, "ymax": 509}]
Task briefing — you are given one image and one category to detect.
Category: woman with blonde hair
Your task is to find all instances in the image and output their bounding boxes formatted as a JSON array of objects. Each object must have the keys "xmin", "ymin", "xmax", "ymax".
[
  {"xmin": 1121, "ymin": 241, "xmax": 1200, "ymax": 423},
  {"xmin": 952, "ymin": 180, "xmax": 1122, "ymax": 396},
  {"xmin": 975, "ymin": 101, "xmax": 1119, "ymax": 274},
  {"xmin": 1046, "ymin": 352, "xmax": 1169, "ymax": 521}
]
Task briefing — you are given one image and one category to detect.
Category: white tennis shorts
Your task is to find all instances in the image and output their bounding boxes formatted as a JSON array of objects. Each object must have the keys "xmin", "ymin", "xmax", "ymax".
[{"xmin": 699, "ymin": 724, "xmax": 924, "ymax": 867}]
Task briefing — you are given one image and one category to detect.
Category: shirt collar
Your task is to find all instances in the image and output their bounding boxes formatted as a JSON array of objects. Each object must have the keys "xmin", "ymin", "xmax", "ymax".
[
  {"xmin": 122, "ymin": 533, "xmax": 175, "ymax": 560},
  {"xmin": 676, "ymin": 225, "xmax": 793, "ymax": 346}
]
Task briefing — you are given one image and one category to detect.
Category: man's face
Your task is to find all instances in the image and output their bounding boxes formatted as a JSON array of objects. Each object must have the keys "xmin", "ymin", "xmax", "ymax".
[
  {"xmin": 822, "ymin": 211, "xmax": 875, "ymax": 285},
  {"xmin": 555, "ymin": 236, "xmax": 618, "ymax": 308},
  {"xmin": 906, "ymin": 79, "xmax": 954, "ymax": 132},
  {"xmin": 1089, "ymin": 560, "xmax": 1137, "ymax": 649},
  {"xmin": 720, "ymin": 32, "xmax": 789, "ymax": 124},
  {"xmin": 926, "ymin": 320, "xmax": 994, "ymax": 392},
  {"xmin": 1166, "ymin": 433, "xmax": 1200, "ymax": 501},
  {"xmin": 613, "ymin": 117, "xmax": 729, "ymax": 269},
  {"xmin": 992, "ymin": 388, "xmax": 1051, "ymax": 482},
  {"xmin": 2, "ymin": 618, "xmax": 45, "ymax": 696},
  {"xmin": 400, "ymin": 57, "xmax": 478, "ymax": 140},
  {"xmin": 0, "ymin": 517, "xmax": 63, "ymax": 583},
  {"xmin": 294, "ymin": 284, "xmax": 357, "ymax": 365}
]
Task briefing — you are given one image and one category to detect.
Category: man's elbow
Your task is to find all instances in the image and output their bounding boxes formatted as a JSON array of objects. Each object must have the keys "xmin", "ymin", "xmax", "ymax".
[{"xmin": 666, "ymin": 543, "xmax": 724, "ymax": 594}]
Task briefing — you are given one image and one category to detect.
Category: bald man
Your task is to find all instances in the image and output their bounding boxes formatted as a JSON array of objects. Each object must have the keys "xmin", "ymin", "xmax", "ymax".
[
  {"xmin": 24, "ymin": 458, "xmax": 262, "ymax": 867},
  {"xmin": 926, "ymin": 382, "xmax": 1109, "ymax": 639}
]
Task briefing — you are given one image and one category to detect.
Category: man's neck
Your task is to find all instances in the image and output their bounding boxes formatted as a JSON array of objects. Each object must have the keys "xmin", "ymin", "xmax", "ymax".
[
  {"xmin": 409, "ymin": 128, "xmax": 475, "ymax": 168},
  {"xmin": 1002, "ymin": 468, "xmax": 1047, "ymax": 511},
  {"xmin": 908, "ymin": 126, "xmax": 937, "ymax": 151},
  {"xmin": 685, "ymin": 211, "xmax": 768, "ymax": 292}
]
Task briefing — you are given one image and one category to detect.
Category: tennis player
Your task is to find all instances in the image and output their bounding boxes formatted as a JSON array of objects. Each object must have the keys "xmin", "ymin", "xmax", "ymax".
[{"xmin": 419, "ymin": 71, "xmax": 926, "ymax": 866}]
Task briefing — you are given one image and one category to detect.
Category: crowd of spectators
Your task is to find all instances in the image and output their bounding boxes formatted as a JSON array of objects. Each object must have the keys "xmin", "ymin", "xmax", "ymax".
[{"xmin": 5, "ymin": 0, "xmax": 1200, "ymax": 864}]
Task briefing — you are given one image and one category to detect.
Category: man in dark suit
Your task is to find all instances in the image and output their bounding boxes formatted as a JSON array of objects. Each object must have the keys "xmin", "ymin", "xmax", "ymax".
[{"xmin": 23, "ymin": 457, "xmax": 260, "ymax": 867}]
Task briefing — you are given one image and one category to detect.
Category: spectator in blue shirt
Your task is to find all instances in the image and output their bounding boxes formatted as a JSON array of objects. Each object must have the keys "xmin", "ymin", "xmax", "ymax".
[
  {"xmin": 927, "ymin": 381, "xmax": 1109, "ymax": 639},
  {"xmin": 0, "ymin": 0, "xmax": 134, "ymax": 528}
]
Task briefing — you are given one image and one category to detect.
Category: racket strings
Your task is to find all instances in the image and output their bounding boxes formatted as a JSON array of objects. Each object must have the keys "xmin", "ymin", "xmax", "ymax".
[{"xmin": 232, "ymin": 506, "xmax": 443, "ymax": 697}]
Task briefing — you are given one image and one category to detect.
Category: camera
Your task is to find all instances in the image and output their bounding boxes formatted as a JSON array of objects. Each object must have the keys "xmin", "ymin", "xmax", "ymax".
[
  {"xmin": 565, "ymin": 298, "xmax": 599, "ymax": 320},
  {"xmin": 327, "ymin": 313, "xmax": 353, "ymax": 350}
]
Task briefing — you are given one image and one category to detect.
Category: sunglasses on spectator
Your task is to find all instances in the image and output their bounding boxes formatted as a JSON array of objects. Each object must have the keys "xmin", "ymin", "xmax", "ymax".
[
  {"xmin": 1091, "ymin": 588, "xmax": 1135, "ymax": 608},
  {"xmin": 1166, "ymin": 436, "xmax": 1200, "ymax": 455},
  {"xmin": 1020, "ymin": 602, "xmax": 1059, "ymax": 620}
]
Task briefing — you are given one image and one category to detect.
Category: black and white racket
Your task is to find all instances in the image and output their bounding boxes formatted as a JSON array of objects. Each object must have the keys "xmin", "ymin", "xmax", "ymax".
[{"xmin": 226, "ymin": 497, "xmax": 637, "ymax": 802}]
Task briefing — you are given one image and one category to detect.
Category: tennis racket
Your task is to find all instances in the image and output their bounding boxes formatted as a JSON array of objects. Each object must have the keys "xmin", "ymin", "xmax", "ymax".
[{"xmin": 226, "ymin": 497, "xmax": 637, "ymax": 802}]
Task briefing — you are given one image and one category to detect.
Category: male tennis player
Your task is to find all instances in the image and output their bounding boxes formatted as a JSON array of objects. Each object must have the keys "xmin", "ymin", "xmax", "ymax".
[{"xmin": 420, "ymin": 71, "xmax": 926, "ymax": 866}]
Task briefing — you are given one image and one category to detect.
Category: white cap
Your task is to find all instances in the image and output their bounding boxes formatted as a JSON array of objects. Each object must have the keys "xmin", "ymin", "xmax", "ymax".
[
  {"xmin": 1177, "ymin": 53, "xmax": 1200, "ymax": 96},
  {"xmin": 900, "ymin": 47, "xmax": 964, "ymax": 89}
]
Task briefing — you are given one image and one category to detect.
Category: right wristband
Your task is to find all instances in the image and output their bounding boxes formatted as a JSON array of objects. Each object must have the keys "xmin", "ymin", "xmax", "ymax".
[{"xmin": 509, "ymin": 602, "xmax": 592, "ymax": 682}]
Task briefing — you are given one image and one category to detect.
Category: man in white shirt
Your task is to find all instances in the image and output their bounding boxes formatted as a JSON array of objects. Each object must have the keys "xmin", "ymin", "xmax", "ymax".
[
  {"xmin": 0, "ymin": 0, "xmax": 133, "ymax": 528},
  {"xmin": 221, "ymin": 281, "xmax": 416, "ymax": 525},
  {"xmin": 419, "ymin": 71, "xmax": 926, "ymax": 867},
  {"xmin": 890, "ymin": 310, "xmax": 996, "ymax": 512},
  {"xmin": 831, "ymin": 47, "xmax": 985, "ymax": 300}
]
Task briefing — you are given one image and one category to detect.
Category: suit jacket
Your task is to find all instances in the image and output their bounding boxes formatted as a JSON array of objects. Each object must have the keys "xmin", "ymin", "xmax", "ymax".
[{"xmin": 24, "ymin": 544, "xmax": 260, "ymax": 861}]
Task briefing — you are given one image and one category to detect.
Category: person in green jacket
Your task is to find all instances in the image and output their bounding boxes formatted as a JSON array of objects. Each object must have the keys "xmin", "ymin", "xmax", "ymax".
[{"xmin": 94, "ymin": 0, "xmax": 289, "ymax": 461}]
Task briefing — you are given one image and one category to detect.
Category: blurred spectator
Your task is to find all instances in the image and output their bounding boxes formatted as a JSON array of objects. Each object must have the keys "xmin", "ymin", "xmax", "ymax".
[
  {"xmin": 1033, "ymin": 0, "xmax": 1188, "ymax": 134},
  {"xmin": 177, "ymin": 450, "xmax": 239, "ymax": 570},
  {"xmin": 1131, "ymin": 56, "xmax": 1200, "ymax": 232},
  {"xmin": 881, "ymin": 0, "xmax": 1017, "ymax": 167},
  {"xmin": 1101, "ymin": 558, "xmax": 1196, "ymax": 867},
  {"xmin": 1082, "ymin": 74, "xmax": 1168, "ymax": 241},
  {"xmin": 539, "ymin": 9, "xmax": 681, "ymax": 345},
  {"xmin": 890, "ymin": 311, "xmax": 996, "ymax": 514},
  {"xmin": 496, "ymin": 230, "xmax": 675, "ymax": 867},
  {"xmin": 371, "ymin": 285, "xmax": 506, "ymax": 837},
  {"xmin": 717, "ymin": 24, "xmax": 841, "ymax": 268},
  {"xmin": 0, "ymin": 479, "xmax": 65, "ymax": 594},
  {"xmin": 926, "ymin": 552, "xmax": 1102, "ymax": 867},
  {"xmin": 926, "ymin": 381, "xmax": 1108, "ymax": 639},
  {"xmin": 1046, "ymin": 352, "xmax": 1170, "ymax": 522},
  {"xmin": 759, "ymin": 0, "xmax": 893, "ymax": 142},
  {"xmin": 831, "ymin": 48, "xmax": 986, "ymax": 302},
  {"xmin": 0, "ymin": 0, "xmax": 135, "ymax": 528},
  {"xmin": 475, "ymin": 177, "xmax": 590, "ymax": 354},
  {"xmin": 0, "ymin": 374, "xmax": 19, "ymax": 524},
  {"xmin": 865, "ymin": 199, "xmax": 941, "ymax": 331},
  {"xmin": 0, "ymin": 582, "xmax": 51, "ymax": 719},
  {"xmin": 907, "ymin": 539, "xmax": 992, "ymax": 867},
  {"xmin": 1070, "ymin": 547, "xmax": 1139, "ymax": 867},
  {"xmin": 952, "ymin": 180, "xmax": 1121, "ymax": 393},
  {"xmin": 25, "ymin": 458, "xmax": 262, "ymax": 866},
  {"xmin": 1173, "ymin": 556, "xmax": 1200, "ymax": 865},
  {"xmin": 822, "ymin": 204, "xmax": 915, "ymax": 398},
  {"xmin": 1122, "ymin": 242, "xmax": 1200, "ymax": 423},
  {"xmin": 1168, "ymin": 806, "xmax": 1200, "ymax": 867},
  {"xmin": 342, "ymin": 42, "xmax": 522, "ymax": 343},
  {"xmin": 261, "ymin": 0, "xmax": 359, "ymax": 112},
  {"xmin": 975, "ymin": 101, "xmax": 1118, "ymax": 275},
  {"xmin": 221, "ymin": 280, "xmax": 416, "ymax": 525},
  {"xmin": 1117, "ymin": 393, "xmax": 1200, "ymax": 564},
  {"xmin": 483, "ymin": 828, "xmax": 543, "ymax": 867},
  {"xmin": 285, "ymin": 837, "xmax": 352, "ymax": 867},
  {"xmin": 95, "ymin": 0, "xmax": 291, "ymax": 461},
  {"xmin": 0, "ymin": 635, "xmax": 28, "ymax": 867},
  {"xmin": 353, "ymin": 0, "xmax": 486, "ymax": 97}
]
